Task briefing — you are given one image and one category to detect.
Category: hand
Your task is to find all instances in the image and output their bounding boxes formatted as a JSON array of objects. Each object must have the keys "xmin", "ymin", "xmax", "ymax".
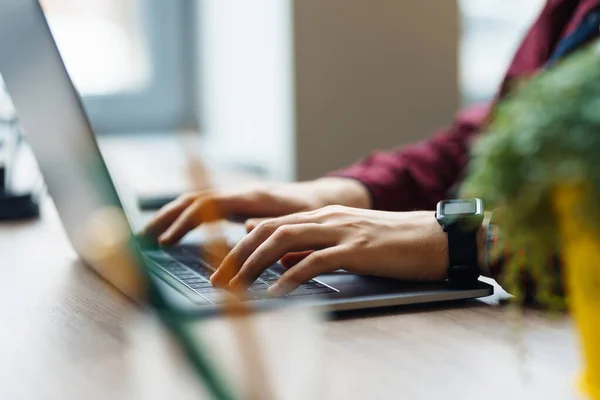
[
  {"xmin": 210, "ymin": 206, "xmax": 453, "ymax": 295},
  {"xmin": 143, "ymin": 178, "xmax": 370, "ymax": 245}
]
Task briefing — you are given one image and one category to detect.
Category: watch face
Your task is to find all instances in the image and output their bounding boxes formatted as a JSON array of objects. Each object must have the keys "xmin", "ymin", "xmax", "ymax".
[
  {"xmin": 443, "ymin": 201, "xmax": 477, "ymax": 215},
  {"xmin": 436, "ymin": 198, "xmax": 483, "ymax": 221}
]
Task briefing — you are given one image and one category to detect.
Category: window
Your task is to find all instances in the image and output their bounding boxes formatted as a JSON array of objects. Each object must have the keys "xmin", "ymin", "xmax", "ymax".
[
  {"xmin": 459, "ymin": 0, "xmax": 546, "ymax": 105},
  {"xmin": 39, "ymin": 0, "xmax": 197, "ymax": 133}
]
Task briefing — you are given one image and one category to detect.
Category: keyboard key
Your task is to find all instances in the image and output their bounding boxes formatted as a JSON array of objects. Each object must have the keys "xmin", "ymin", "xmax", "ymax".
[
  {"xmin": 183, "ymin": 262, "xmax": 204, "ymax": 271},
  {"xmin": 175, "ymin": 271, "xmax": 198, "ymax": 279},
  {"xmin": 259, "ymin": 269, "xmax": 278, "ymax": 277},
  {"xmin": 288, "ymin": 288, "xmax": 312, "ymax": 296},
  {"xmin": 196, "ymin": 286, "xmax": 221, "ymax": 294},
  {"xmin": 249, "ymin": 288, "xmax": 271, "ymax": 297},
  {"xmin": 189, "ymin": 281, "xmax": 213, "ymax": 289},
  {"xmin": 144, "ymin": 250, "xmax": 173, "ymax": 262},
  {"xmin": 183, "ymin": 277, "xmax": 207, "ymax": 284},
  {"xmin": 184, "ymin": 258, "xmax": 210, "ymax": 268},
  {"xmin": 249, "ymin": 282, "xmax": 269, "ymax": 290},
  {"xmin": 178, "ymin": 244, "xmax": 211, "ymax": 257},
  {"xmin": 168, "ymin": 268, "xmax": 190, "ymax": 277},
  {"xmin": 159, "ymin": 261, "xmax": 184, "ymax": 270},
  {"xmin": 158, "ymin": 261, "xmax": 182, "ymax": 269},
  {"xmin": 192, "ymin": 268, "xmax": 212, "ymax": 279}
]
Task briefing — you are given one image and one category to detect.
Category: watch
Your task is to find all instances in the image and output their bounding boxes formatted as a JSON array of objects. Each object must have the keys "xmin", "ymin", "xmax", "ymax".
[{"xmin": 435, "ymin": 198, "xmax": 484, "ymax": 286}]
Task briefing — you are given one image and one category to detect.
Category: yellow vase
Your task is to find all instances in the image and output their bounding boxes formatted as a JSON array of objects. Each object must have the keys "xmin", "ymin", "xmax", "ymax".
[{"xmin": 554, "ymin": 185, "xmax": 600, "ymax": 399}]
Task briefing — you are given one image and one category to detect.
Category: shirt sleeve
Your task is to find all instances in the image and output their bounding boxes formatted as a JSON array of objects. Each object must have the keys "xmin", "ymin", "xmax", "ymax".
[{"xmin": 328, "ymin": 102, "xmax": 492, "ymax": 212}]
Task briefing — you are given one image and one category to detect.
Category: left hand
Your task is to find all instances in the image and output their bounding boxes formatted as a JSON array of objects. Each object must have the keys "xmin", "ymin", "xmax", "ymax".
[{"xmin": 210, "ymin": 206, "xmax": 451, "ymax": 295}]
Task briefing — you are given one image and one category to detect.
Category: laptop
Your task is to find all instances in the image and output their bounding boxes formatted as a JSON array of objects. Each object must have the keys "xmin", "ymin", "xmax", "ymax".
[{"xmin": 0, "ymin": 0, "xmax": 493, "ymax": 313}]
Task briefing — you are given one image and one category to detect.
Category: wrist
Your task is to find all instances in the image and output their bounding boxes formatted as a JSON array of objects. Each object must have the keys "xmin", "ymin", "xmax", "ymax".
[
  {"xmin": 435, "ymin": 199, "xmax": 485, "ymax": 284},
  {"xmin": 311, "ymin": 177, "xmax": 372, "ymax": 209}
]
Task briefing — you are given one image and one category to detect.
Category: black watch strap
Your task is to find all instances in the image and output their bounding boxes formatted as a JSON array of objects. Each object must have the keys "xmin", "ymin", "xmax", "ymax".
[{"xmin": 444, "ymin": 224, "xmax": 480, "ymax": 285}]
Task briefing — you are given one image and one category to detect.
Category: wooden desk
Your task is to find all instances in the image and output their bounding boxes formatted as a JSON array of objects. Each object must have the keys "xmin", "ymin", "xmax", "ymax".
[{"xmin": 0, "ymin": 136, "xmax": 582, "ymax": 399}]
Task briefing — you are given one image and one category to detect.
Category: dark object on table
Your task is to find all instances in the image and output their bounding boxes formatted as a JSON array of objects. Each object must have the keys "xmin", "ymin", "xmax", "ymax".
[
  {"xmin": 0, "ymin": 162, "xmax": 5, "ymax": 190},
  {"xmin": 0, "ymin": 165, "xmax": 39, "ymax": 221}
]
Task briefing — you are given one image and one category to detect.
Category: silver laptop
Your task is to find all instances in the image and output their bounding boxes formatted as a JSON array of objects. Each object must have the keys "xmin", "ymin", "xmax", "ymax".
[{"xmin": 0, "ymin": 0, "xmax": 492, "ymax": 313}]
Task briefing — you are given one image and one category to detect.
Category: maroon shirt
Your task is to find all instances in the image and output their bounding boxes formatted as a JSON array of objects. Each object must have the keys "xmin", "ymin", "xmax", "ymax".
[{"xmin": 332, "ymin": 0, "xmax": 600, "ymax": 212}]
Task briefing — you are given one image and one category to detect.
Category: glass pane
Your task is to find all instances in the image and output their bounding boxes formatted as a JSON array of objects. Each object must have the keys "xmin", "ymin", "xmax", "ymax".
[
  {"xmin": 459, "ymin": 0, "xmax": 546, "ymax": 105},
  {"xmin": 39, "ymin": 0, "xmax": 151, "ymax": 96}
]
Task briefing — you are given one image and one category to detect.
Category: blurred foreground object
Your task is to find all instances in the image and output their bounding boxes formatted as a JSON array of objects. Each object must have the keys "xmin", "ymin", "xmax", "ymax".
[
  {"xmin": 462, "ymin": 40, "xmax": 600, "ymax": 398},
  {"xmin": 81, "ymin": 207, "xmax": 146, "ymax": 303},
  {"xmin": 130, "ymin": 306, "xmax": 323, "ymax": 400},
  {"xmin": 554, "ymin": 186, "xmax": 600, "ymax": 399}
]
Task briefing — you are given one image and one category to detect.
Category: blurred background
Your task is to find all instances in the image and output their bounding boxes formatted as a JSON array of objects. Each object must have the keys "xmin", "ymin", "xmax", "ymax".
[{"xmin": 33, "ymin": 0, "xmax": 545, "ymax": 185}]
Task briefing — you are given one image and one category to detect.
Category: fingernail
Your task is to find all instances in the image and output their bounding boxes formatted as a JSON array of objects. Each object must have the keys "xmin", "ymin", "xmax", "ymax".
[
  {"xmin": 228, "ymin": 278, "xmax": 244, "ymax": 291},
  {"xmin": 245, "ymin": 219, "xmax": 257, "ymax": 231},
  {"xmin": 209, "ymin": 273, "xmax": 221, "ymax": 286},
  {"xmin": 158, "ymin": 233, "xmax": 171, "ymax": 244},
  {"xmin": 210, "ymin": 269, "xmax": 228, "ymax": 286}
]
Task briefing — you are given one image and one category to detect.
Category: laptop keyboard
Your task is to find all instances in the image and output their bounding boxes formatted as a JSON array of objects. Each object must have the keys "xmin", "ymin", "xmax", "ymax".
[{"xmin": 142, "ymin": 245, "xmax": 337, "ymax": 304}]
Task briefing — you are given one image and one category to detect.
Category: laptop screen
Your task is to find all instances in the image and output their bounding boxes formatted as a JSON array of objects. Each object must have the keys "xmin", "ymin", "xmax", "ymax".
[{"xmin": 0, "ymin": 0, "xmax": 147, "ymax": 300}]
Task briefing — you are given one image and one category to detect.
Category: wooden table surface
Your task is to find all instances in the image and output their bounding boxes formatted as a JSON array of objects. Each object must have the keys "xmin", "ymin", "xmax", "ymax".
[{"xmin": 0, "ymin": 136, "xmax": 583, "ymax": 399}]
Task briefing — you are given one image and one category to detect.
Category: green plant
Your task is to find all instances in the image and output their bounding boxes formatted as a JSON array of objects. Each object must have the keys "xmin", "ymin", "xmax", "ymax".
[{"xmin": 461, "ymin": 40, "xmax": 600, "ymax": 306}]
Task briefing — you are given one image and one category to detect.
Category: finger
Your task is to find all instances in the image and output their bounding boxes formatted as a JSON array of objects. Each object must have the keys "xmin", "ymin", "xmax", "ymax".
[
  {"xmin": 211, "ymin": 213, "xmax": 324, "ymax": 286},
  {"xmin": 211, "ymin": 222, "xmax": 275, "ymax": 286},
  {"xmin": 142, "ymin": 195, "xmax": 196, "ymax": 237},
  {"xmin": 244, "ymin": 204, "xmax": 334, "ymax": 233},
  {"xmin": 159, "ymin": 195, "xmax": 229, "ymax": 245},
  {"xmin": 229, "ymin": 224, "xmax": 337, "ymax": 289},
  {"xmin": 269, "ymin": 247, "xmax": 345, "ymax": 295},
  {"xmin": 280, "ymin": 251, "xmax": 313, "ymax": 268},
  {"xmin": 246, "ymin": 208, "xmax": 323, "ymax": 232},
  {"xmin": 245, "ymin": 218, "xmax": 268, "ymax": 232}
]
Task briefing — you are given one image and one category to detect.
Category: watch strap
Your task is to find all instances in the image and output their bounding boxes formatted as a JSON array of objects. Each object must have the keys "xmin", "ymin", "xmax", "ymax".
[{"xmin": 445, "ymin": 224, "xmax": 480, "ymax": 285}]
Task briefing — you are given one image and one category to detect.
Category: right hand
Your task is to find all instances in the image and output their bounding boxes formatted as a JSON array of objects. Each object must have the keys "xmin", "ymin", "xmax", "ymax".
[{"xmin": 142, "ymin": 177, "xmax": 371, "ymax": 246}]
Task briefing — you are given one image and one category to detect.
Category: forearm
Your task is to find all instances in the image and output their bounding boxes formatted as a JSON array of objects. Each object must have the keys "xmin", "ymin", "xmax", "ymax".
[{"xmin": 311, "ymin": 177, "xmax": 372, "ymax": 209}]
